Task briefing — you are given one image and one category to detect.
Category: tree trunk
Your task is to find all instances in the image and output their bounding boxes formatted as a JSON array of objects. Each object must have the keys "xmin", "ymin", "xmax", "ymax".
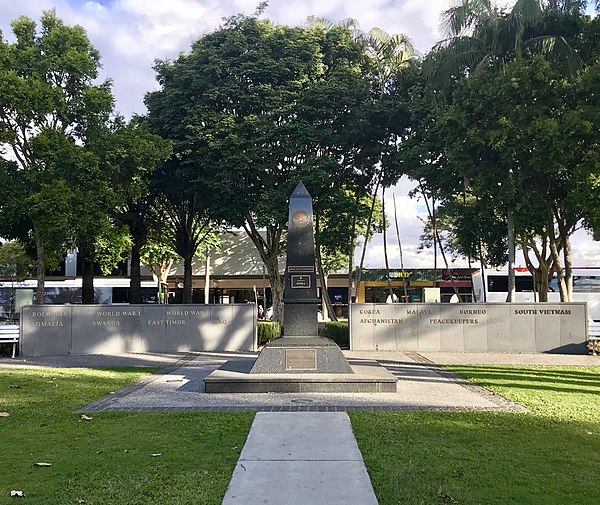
[
  {"xmin": 264, "ymin": 253, "xmax": 284, "ymax": 323},
  {"xmin": 432, "ymin": 195, "xmax": 437, "ymax": 281},
  {"xmin": 548, "ymin": 212, "xmax": 568, "ymax": 301},
  {"xmin": 393, "ymin": 194, "xmax": 409, "ymax": 302},
  {"xmin": 550, "ymin": 236, "xmax": 567, "ymax": 301},
  {"xmin": 129, "ymin": 239, "xmax": 142, "ymax": 304},
  {"xmin": 506, "ymin": 207, "xmax": 516, "ymax": 302},
  {"xmin": 356, "ymin": 175, "xmax": 382, "ymax": 299},
  {"xmin": 81, "ymin": 256, "xmax": 95, "ymax": 304},
  {"xmin": 34, "ymin": 226, "xmax": 45, "ymax": 305},
  {"xmin": 315, "ymin": 246, "xmax": 338, "ymax": 322},
  {"xmin": 382, "ymin": 187, "xmax": 394, "ymax": 299},
  {"xmin": 347, "ymin": 188, "xmax": 361, "ymax": 306},
  {"xmin": 556, "ymin": 207, "xmax": 574, "ymax": 302},
  {"xmin": 204, "ymin": 249, "xmax": 210, "ymax": 304},
  {"xmin": 562, "ymin": 236, "xmax": 573, "ymax": 302},
  {"xmin": 347, "ymin": 244, "xmax": 354, "ymax": 306},
  {"xmin": 478, "ymin": 237, "xmax": 487, "ymax": 302},
  {"xmin": 242, "ymin": 222, "xmax": 284, "ymax": 323},
  {"xmin": 419, "ymin": 182, "xmax": 461, "ymax": 300},
  {"xmin": 522, "ymin": 240, "xmax": 556, "ymax": 303},
  {"xmin": 182, "ymin": 254, "xmax": 193, "ymax": 304}
]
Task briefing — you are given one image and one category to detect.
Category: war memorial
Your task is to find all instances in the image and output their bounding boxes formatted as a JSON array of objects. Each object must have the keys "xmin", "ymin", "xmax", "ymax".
[{"xmin": 18, "ymin": 183, "xmax": 589, "ymax": 370}]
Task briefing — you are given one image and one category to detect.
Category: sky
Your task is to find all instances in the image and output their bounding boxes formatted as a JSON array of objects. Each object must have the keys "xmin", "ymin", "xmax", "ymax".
[{"xmin": 1, "ymin": 0, "xmax": 598, "ymax": 270}]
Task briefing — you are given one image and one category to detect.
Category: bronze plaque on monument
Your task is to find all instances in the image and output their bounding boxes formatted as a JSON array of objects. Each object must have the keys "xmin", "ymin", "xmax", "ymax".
[{"xmin": 285, "ymin": 348, "xmax": 317, "ymax": 371}]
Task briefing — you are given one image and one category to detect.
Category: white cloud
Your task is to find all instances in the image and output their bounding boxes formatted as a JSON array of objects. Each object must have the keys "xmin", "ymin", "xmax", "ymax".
[
  {"xmin": 1, "ymin": 0, "xmax": 598, "ymax": 267},
  {"xmin": 0, "ymin": 0, "xmax": 450, "ymax": 115}
]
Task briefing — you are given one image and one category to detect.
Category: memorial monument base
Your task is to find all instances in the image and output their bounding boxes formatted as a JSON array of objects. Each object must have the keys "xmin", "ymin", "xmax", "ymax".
[
  {"xmin": 203, "ymin": 182, "xmax": 397, "ymax": 394},
  {"xmin": 203, "ymin": 355, "xmax": 398, "ymax": 394},
  {"xmin": 249, "ymin": 337, "xmax": 353, "ymax": 374},
  {"xmin": 204, "ymin": 337, "xmax": 398, "ymax": 393}
]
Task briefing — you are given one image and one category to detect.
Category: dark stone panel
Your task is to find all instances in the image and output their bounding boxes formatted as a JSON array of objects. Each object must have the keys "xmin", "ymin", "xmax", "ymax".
[
  {"xmin": 71, "ymin": 305, "xmax": 142, "ymax": 354},
  {"xmin": 21, "ymin": 306, "xmax": 73, "ymax": 356},
  {"xmin": 250, "ymin": 338, "xmax": 353, "ymax": 374}
]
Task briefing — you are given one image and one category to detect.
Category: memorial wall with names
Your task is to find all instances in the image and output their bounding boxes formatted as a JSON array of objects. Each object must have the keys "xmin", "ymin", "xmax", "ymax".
[
  {"xmin": 350, "ymin": 303, "xmax": 588, "ymax": 354},
  {"xmin": 21, "ymin": 304, "xmax": 256, "ymax": 356}
]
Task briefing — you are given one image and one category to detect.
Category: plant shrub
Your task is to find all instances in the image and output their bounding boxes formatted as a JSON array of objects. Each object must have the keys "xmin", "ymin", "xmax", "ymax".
[
  {"xmin": 321, "ymin": 321, "xmax": 349, "ymax": 348},
  {"xmin": 258, "ymin": 321, "xmax": 281, "ymax": 345}
]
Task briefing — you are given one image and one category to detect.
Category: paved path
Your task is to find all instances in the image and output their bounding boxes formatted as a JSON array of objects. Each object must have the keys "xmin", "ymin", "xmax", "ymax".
[
  {"xmin": 222, "ymin": 412, "xmax": 377, "ymax": 505},
  {"xmin": 74, "ymin": 353, "xmax": 526, "ymax": 413}
]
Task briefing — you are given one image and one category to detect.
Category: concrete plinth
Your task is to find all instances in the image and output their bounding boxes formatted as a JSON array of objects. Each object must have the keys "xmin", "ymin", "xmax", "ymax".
[
  {"xmin": 203, "ymin": 358, "xmax": 398, "ymax": 393},
  {"xmin": 250, "ymin": 337, "xmax": 353, "ymax": 374}
]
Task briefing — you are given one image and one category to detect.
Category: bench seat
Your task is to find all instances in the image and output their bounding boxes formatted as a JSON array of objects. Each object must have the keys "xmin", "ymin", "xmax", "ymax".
[{"xmin": 0, "ymin": 325, "xmax": 19, "ymax": 359}]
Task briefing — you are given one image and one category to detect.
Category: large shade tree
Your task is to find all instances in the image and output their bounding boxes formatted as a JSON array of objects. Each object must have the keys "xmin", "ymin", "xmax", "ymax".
[
  {"xmin": 91, "ymin": 118, "xmax": 172, "ymax": 304},
  {"xmin": 0, "ymin": 11, "xmax": 113, "ymax": 303},
  {"xmin": 146, "ymin": 15, "xmax": 385, "ymax": 321},
  {"xmin": 404, "ymin": 0, "xmax": 599, "ymax": 301}
]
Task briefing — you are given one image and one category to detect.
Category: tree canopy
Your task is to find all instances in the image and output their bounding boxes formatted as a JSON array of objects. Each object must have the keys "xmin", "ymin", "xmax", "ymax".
[{"xmin": 146, "ymin": 15, "xmax": 389, "ymax": 320}]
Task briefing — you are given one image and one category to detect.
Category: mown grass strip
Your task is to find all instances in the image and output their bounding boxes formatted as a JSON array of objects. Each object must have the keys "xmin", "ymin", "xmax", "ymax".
[
  {"xmin": 0, "ymin": 368, "xmax": 253, "ymax": 505},
  {"xmin": 351, "ymin": 366, "xmax": 600, "ymax": 505}
]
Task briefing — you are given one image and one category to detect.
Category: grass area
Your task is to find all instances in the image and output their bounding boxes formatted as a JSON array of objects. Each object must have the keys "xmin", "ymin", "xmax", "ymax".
[
  {"xmin": 0, "ymin": 368, "xmax": 253, "ymax": 505},
  {"xmin": 351, "ymin": 366, "xmax": 600, "ymax": 505}
]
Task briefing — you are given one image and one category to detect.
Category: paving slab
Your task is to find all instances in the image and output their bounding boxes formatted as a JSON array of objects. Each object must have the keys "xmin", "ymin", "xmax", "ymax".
[
  {"xmin": 77, "ymin": 353, "xmax": 526, "ymax": 413},
  {"xmin": 222, "ymin": 412, "xmax": 377, "ymax": 505}
]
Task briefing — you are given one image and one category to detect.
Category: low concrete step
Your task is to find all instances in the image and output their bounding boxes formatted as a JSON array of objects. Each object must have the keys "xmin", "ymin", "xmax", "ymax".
[{"xmin": 204, "ymin": 358, "xmax": 398, "ymax": 393}]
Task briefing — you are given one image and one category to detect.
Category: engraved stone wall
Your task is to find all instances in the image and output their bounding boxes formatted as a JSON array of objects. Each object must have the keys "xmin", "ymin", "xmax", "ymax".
[
  {"xmin": 21, "ymin": 304, "xmax": 257, "ymax": 356},
  {"xmin": 350, "ymin": 303, "xmax": 588, "ymax": 354}
]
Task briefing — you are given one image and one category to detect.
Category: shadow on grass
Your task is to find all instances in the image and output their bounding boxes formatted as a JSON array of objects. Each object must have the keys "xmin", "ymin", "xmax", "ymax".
[
  {"xmin": 1, "ymin": 367, "xmax": 254, "ymax": 505},
  {"xmin": 447, "ymin": 366, "xmax": 600, "ymax": 396},
  {"xmin": 348, "ymin": 364, "xmax": 600, "ymax": 505}
]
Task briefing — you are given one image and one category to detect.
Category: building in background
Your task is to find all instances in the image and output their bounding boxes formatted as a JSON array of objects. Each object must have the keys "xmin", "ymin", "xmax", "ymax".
[{"xmin": 356, "ymin": 268, "xmax": 475, "ymax": 304}]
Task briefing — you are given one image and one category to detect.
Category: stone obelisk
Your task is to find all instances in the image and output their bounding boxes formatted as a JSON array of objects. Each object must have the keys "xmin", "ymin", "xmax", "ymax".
[
  {"xmin": 204, "ymin": 182, "xmax": 397, "ymax": 391},
  {"xmin": 249, "ymin": 181, "xmax": 352, "ymax": 374},
  {"xmin": 283, "ymin": 181, "xmax": 319, "ymax": 337}
]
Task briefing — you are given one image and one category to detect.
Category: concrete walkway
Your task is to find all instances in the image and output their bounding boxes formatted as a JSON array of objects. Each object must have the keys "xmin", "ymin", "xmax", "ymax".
[{"xmin": 222, "ymin": 412, "xmax": 377, "ymax": 505}]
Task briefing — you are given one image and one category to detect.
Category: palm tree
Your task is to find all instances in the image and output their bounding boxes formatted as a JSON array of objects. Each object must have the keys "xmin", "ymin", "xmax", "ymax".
[
  {"xmin": 425, "ymin": 0, "xmax": 592, "ymax": 301},
  {"xmin": 353, "ymin": 27, "xmax": 417, "ymax": 300},
  {"xmin": 306, "ymin": 17, "xmax": 417, "ymax": 303},
  {"xmin": 426, "ymin": 0, "xmax": 588, "ymax": 90}
]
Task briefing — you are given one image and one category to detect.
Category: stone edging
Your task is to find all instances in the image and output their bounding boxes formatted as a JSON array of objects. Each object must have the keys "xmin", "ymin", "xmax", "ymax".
[
  {"xmin": 402, "ymin": 352, "xmax": 529, "ymax": 413},
  {"xmin": 76, "ymin": 354, "xmax": 200, "ymax": 412},
  {"xmin": 77, "ymin": 352, "xmax": 529, "ymax": 414}
]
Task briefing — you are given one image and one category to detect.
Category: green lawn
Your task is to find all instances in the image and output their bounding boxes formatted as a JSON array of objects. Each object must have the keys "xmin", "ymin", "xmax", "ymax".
[
  {"xmin": 3, "ymin": 365, "xmax": 599, "ymax": 505},
  {"xmin": 0, "ymin": 368, "xmax": 253, "ymax": 505},
  {"xmin": 351, "ymin": 366, "xmax": 600, "ymax": 505}
]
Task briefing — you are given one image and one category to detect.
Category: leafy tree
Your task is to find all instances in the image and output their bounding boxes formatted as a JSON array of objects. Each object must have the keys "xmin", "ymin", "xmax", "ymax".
[
  {"xmin": 407, "ymin": 1, "xmax": 599, "ymax": 301},
  {"xmin": 141, "ymin": 238, "xmax": 179, "ymax": 304},
  {"xmin": 0, "ymin": 240, "xmax": 34, "ymax": 318},
  {"xmin": 0, "ymin": 11, "xmax": 113, "ymax": 303},
  {"xmin": 91, "ymin": 117, "xmax": 172, "ymax": 303},
  {"xmin": 0, "ymin": 241, "xmax": 34, "ymax": 280},
  {"xmin": 146, "ymin": 16, "xmax": 384, "ymax": 320},
  {"xmin": 436, "ymin": 54, "xmax": 600, "ymax": 301},
  {"xmin": 313, "ymin": 182, "xmax": 383, "ymax": 320},
  {"xmin": 32, "ymin": 128, "xmax": 124, "ymax": 303}
]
